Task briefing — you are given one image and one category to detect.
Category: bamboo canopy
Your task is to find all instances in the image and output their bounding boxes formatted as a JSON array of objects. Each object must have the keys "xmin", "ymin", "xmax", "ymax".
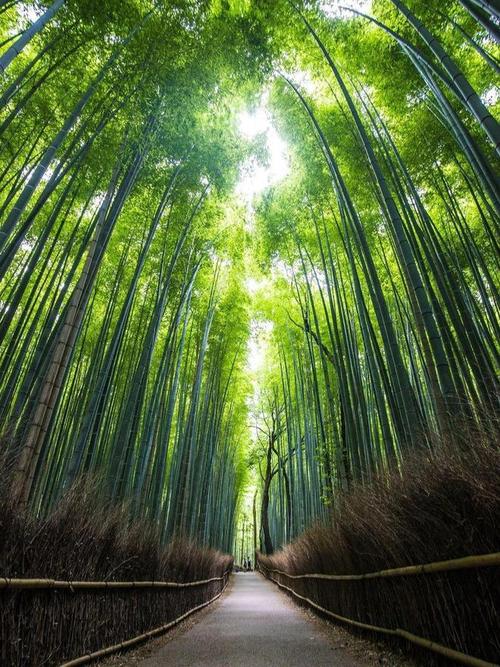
[{"xmin": 0, "ymin": 0, "xmax": 499, "ymax": 663}]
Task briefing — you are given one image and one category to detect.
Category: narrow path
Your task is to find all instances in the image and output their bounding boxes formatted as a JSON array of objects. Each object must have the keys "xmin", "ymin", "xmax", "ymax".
[{"xmin": 138, "ymin": 572, "xmax": 365, "ymax": 666}]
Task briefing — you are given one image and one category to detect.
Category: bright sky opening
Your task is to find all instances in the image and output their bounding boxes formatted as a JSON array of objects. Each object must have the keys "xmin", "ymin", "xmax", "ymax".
[
  {"xmin": 235, "ymin": 101, "xmax": 288, "ymax": 398},
  {"xmin": 319, "ymin": 0, "xmax": 372, "ymax": 19},
  {"xmin": 247, "ymin": 318, "xmax": 273, "ymax": 376},
  {"xmin": 236, "ymin": 100, "xmax": 290, "ymax": 205}
]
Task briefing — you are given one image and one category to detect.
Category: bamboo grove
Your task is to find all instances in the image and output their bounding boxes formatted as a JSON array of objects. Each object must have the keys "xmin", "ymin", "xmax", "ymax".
[
  {"xmin": 0, "ymin": 0, "xmax": 266, "ymax": 551},
  {"xmin": 0, "ymin": 0, "xmax": 498, "ymax": 557},
  {"xmin": 248, "ymin": 0, "xmax": 499, "ymax": 554}
]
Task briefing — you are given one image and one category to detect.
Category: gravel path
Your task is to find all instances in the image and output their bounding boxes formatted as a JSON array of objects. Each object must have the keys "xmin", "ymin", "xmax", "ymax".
[{"xmin": 137, "ymin": 571, "xmax": 367, "ymax": 666}]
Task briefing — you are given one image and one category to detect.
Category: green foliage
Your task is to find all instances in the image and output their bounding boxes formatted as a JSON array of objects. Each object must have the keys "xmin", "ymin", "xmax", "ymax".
[{"xmin": 0, "ymin": 0, "xmax": 498, "ymax": 556}]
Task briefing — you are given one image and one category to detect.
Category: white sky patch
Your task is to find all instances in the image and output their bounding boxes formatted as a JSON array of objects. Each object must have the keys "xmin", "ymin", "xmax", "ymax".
[
  {"xmin": 21, "ymin": 3, "xmax": 43, "ymax": 22},
  {"xmin": 20, "ymin": 239, "xmax": 35, "ymax": 253},
  {"xmin": 235, "ymin": 103, "xmax": 287, "ymax": 447},
  {"xmin": 481, "ymin": 85, "xmax": 500, "ymax": 107},
  {"xmin": 289, "ymin": 69, "xmax": 317, "ymax": 95},
  {"xmin": 245, "ymin": 276, "xmax": 265, "ymax": 294},
  {"xmin": 246, "ymin": 318, "xmax": 273, "ymax": 431},
  {"xmin": 235, "ymin": 100, "xmax": 290, "ymax": 211},
  {"xmin": 40, "ymin": 165, "xmax": 56, "ymax": 185},
  {"xmin": 12, "ymin": 2, "xmax": 43, "ymax": 34},
  {"xmin": 319, "ymin": 0, "xmax": 372, "ymax": 19},
  {"xmin": 90, "ymin": 192, "xmax": 106, "ymax": 211},
  {"xmin": 271, "ymin": 257, "xmax": 296, "ymax": 280},
  {"xmin": 247, "ymin": 317, "xmax": 273, "ymax": 375},
  {"xmin": 247, "ymin": 318, "xmax": 274, "ymax": 444}
]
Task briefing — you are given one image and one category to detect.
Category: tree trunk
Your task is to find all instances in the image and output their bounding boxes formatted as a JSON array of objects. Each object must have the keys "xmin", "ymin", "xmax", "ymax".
[
  {"xmin": 252, "ymin": 490, "xmax": 258, "ymax": 557},
  {"xmin": 10, "ymin": 149, "xmax": 129, "ymax": 506},
  {"xmin": 260, "ymin": 444, "xmax": 274, "ymax": 555},
  {"xmin": 0, "ymin": 0, "xmax": 65, "ymax": 73}
]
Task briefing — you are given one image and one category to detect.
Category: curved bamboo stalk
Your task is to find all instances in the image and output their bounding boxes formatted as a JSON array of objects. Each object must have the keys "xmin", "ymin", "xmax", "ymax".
[
  {"xmin": 459, "ymin": 0, "xmax": 500, "ymax": 42},
  {"xmin": 389, "ymin": 0, "xmax": 500, "ymax": 154}
]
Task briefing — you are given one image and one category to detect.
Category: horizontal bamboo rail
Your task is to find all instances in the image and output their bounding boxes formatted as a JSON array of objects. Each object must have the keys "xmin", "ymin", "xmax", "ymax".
[
  {"xmin": 263, "ymin": 571, "xmax": 496, "ymax": 667},
  {"xmin": 5, "ymin": 552, "xmax": 496, "ymax": 591},
  {"xmin": 60, "ymin": 574, "xmax": 230, "ymax": 666},
  {"xmin": 0, "ymin": 570, "xmax": 231, "ymax": 591},
  {"xmin": 263, "ymin": 551, "xmax": 500, "ymax": 581}
]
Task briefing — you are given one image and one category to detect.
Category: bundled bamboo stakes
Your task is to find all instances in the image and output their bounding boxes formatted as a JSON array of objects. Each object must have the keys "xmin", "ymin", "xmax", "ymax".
[
  {"xmin": 263, "ymin": 571, "xmax": 496, "ymax": 667},
  {"xmin": 59, "ymin": 574, "xmax": 230, "ymax": 666},
  {"xmin": 262, "ymin": 552, "xmax": 500, "ymax": 581}
]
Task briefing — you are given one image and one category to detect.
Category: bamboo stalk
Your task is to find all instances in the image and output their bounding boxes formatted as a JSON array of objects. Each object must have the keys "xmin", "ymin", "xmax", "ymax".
[
  {"xmin": 59, "ymin": 576, "xmax": 230, "ymax": 666},
  {"xmin": 0, "ymin": 569, "xmax": 231, "ymax": 591},
  {"xmin": 259, "ymin": 552, "xmax": 500, "ymax": 580},
  {"xmin": 263, "ymin": 572, "xmax": 496, "ymax": 667}
]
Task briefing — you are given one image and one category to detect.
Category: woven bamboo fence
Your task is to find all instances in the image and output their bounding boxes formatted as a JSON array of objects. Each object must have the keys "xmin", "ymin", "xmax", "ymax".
[
  {"xmin": 0, "ymin": 568, "xmax": 231, "ymax": 665},
  {"xmin": 258, "ymin": 552, "xmax": 500, "ymax": 666},
  {"xmin": 59, "ymin": 573, "xmax": 231, "ymax": 666}
]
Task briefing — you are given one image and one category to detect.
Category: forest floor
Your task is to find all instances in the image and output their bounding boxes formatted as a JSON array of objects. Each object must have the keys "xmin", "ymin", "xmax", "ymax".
[{"xmin": 100, "ymin": 572, "xmax": 416, "ymax": 666}]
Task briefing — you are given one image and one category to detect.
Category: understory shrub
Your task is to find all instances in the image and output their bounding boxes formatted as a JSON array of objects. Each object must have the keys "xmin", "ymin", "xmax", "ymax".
[
  {"xmin": 258, "ymin": 437, "xmax": 500, "ymax": 664},
  {"xmin": 0, "ymin": 480, "xmax": 232, "ymax": 666}
]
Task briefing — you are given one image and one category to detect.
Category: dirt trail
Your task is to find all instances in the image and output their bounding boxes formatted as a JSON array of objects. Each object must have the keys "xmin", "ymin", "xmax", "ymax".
[{"xmin": 134, "ymin": 571, "xmax": 369, "ymax": 666}]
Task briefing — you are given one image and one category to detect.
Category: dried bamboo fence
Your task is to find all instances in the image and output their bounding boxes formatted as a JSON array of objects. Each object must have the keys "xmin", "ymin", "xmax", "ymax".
[
  {"xmin": 0, "ymin": 573, "xmax": 229, "ymax": 590},
  {"xmin": 0, "ymin": 568, "xmax": 231, "ymax": 665},
  {"xmin": 257, "ymin": 552, "xmax": 500, "ymax": 666}
]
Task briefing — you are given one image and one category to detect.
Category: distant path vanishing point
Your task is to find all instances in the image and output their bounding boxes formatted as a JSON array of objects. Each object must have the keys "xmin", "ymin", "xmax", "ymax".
[{"xmin": 138, "ymin": 571, "xmax": 366, "ymax": 666}]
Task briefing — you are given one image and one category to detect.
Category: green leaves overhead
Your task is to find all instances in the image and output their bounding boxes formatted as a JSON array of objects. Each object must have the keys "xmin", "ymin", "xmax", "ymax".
[{"xmin": 0, "ymin": 0, "xmax": 498, "ymax": 555}]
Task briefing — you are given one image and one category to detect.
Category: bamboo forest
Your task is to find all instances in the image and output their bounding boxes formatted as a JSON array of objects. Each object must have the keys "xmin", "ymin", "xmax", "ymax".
[{"xmin": 0, "ymin": 1, "xmax": 499, "ymax": 665}]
